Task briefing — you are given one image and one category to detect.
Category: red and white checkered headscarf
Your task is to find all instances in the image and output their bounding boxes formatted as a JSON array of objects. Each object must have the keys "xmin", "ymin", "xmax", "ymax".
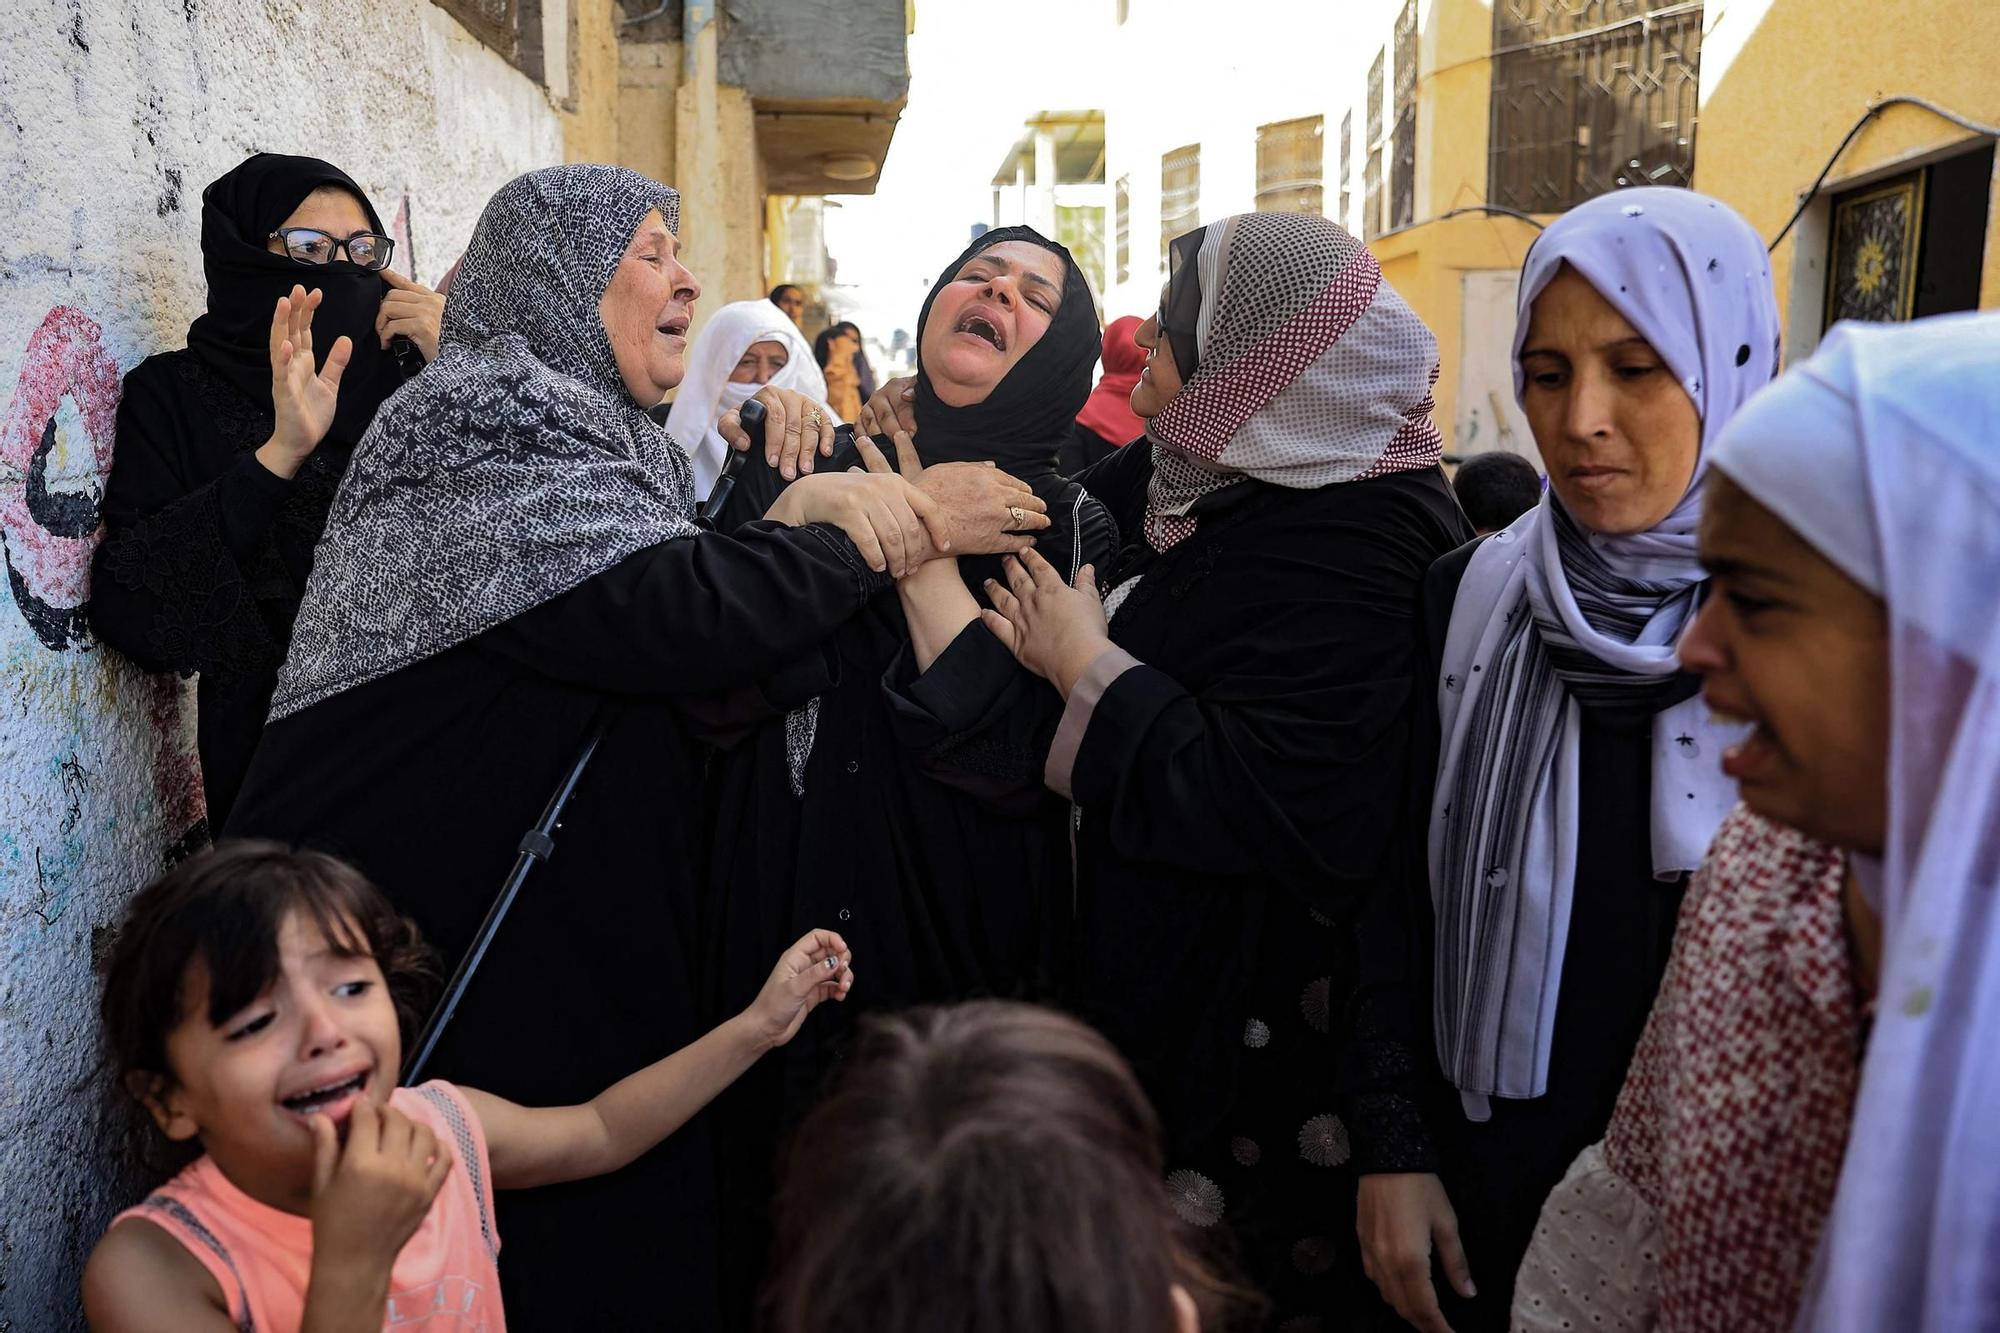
[{"xmin": 1142, "ymin": 213, "xmax": 1443, "ymax": 551}]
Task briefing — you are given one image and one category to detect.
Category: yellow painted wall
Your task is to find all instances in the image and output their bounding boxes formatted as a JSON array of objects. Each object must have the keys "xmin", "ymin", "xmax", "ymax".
[
  {"xmin": 1697, "ymin": 0, "xmax": 2000, "ymax": 342},
  {"xmin": 1376, "ymin": 0, "xmax": 1543, "ymax": 455},
  {"xmin": 1372, "ymin": 212, "xmax": 1541, "ymax": 454},
  {"xmin": 618, "ymin": 39, "xmax": 683, "ymax": 186},
  {"xmin": 559, "ymin": 0, "xmax": 622, "ymax": 163},
  {"xmin": 1416, "ymin": 0, "xmax": 1499, "ymax": 220}
]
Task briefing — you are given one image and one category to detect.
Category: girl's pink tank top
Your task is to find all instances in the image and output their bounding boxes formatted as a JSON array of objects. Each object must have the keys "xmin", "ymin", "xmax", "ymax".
[{"xmin": 112, "ymin": 1081, "xmax": 505, "ymax": 1331}]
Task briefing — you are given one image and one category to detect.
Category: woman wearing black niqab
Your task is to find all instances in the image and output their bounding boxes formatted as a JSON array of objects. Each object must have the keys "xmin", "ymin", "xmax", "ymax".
[
  {"xmin": 702, "ymin": 225, "xmax": 1117, "ymax": 1312},
  {"xmin": 91, "ymin": 153, "xmax": 439, "ymax": 831}
]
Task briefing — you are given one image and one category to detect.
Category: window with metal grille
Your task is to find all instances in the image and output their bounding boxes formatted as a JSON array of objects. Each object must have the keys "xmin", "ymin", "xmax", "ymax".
[
  {"xmin": 1161, "ymin": 143, "xmax": 1201, "ymax": 260},
  {"xmin": 1339, "ymin": 111, "xmax": 1353, "ymax": 232},
  {"xmin": 1364, "ymin": 49, "xmax": 1385, "ymax": 239},
  {"xmin": 1256, "ymin": 116, "xmax": 1325, "ymax": 215},
  {"xmin": 1488, "ymin": 0, "xmax": 1703, "ymax": 213},
  {"xmin": 1390, "ymin": 0, "xmax": 1416, "ymax": 229},
  {"xmin": 1115, "ymin": 175, "xmax": 1131, "ymax": 285}
]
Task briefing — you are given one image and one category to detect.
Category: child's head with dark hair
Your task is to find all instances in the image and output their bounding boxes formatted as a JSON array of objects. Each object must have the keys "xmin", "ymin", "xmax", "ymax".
[
  {"xmin": 1452, "ymin": 449, "xmax": 1545, "ymax": 535},
  {"xmin": 766, "ymin": 1000, "xmax": 1256, "ymax": 1333},
  {"xmin": 101, "ymin": 841, "xmax": 434, "ymax": 1195}
]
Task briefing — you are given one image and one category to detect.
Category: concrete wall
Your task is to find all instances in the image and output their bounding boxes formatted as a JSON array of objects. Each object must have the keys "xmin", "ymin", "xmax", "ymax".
[{"xmin": 0, "ymin": 1, "xmax": 569, "ymax": 1322}]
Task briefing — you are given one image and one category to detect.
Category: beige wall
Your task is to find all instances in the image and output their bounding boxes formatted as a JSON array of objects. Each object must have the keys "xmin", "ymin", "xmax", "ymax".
[
  {"xmin": 558, "ymin": 0, "xmax": 623, "ymax": 163},
  {"xmin": 1697, "ymin": 0, "xmax": 2000, "ymax": 354}
]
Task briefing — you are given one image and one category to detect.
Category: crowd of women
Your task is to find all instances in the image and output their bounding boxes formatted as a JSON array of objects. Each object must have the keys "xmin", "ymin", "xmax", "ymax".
[{"xmin": 73, "ymin": 151, "xmax": 1999, "ymax": 1333}]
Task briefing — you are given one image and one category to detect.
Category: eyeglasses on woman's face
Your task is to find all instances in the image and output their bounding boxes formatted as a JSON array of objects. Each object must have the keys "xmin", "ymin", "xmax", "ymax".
[{"xmin": 268, "ymin": 227, "xmax": 395, "ymax": 271}]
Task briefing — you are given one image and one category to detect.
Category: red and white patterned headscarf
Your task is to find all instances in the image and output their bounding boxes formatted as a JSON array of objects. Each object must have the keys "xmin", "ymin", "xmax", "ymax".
[{"xmin": 1141, "ymin": 213, "xmax": 1443, "ymax": 551}]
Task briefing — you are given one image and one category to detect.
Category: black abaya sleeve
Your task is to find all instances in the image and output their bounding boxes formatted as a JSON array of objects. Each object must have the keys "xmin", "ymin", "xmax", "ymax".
[
  {"xmin": 1341, "ymin": 539, "xmax": 1481, "ymax": 1175},
  {"xmin": 90, "ymin": 360, "xmax": 290, "ymax": 678},
  {"xmin": 1059, "ymin": 501, "xmax": 1435, "ymax": 914},
  {"xmin": 878, "ymin": 487, "xmax": 1119, "ymax": 812},
  {"xmin": 483, "ymin": 520, "xmax": 889, "ymax": 695}
]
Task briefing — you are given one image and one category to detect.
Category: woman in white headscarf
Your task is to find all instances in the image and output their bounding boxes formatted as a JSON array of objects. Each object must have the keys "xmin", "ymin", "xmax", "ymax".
[
  {"xmin": 664, "ymin": 297, "xmax": 826, "ymax": 494},
  {"xmin": 1645, "ymin": 311, "xmax": 1998, "ymax": 1333},
  {"xmin": 1346, "ymin": 187, "xmax": 1782, "ymax": 1333}
]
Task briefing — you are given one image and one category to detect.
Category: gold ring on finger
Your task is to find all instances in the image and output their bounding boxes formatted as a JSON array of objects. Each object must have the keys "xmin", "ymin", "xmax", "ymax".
[
  {"xmin": 1008, "ymin": 505, "xmax": 1027, "ymax": 525},
  {"xmin": 806, "ymin": 410, "xmax": 824, "ymax": 430}
]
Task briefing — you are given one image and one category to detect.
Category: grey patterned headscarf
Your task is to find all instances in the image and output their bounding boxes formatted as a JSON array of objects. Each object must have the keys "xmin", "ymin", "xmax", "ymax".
[{"xmin": 271, "ymin": 165, "xmax": 702, "ymax": 719}]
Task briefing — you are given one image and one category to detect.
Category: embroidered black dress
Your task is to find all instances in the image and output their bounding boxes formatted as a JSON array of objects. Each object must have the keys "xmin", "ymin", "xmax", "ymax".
[
  {"xmin": 1342, "ymin": 540, "xmax": 1695, "ymax": 1332},
  {"xmin": 886, "ymin": 440, "xmax": 1471, "ymax": 1326}
]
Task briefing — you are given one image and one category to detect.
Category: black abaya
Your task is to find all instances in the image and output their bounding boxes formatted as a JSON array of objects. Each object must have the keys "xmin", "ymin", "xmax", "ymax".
[
  {"xmin": 227, "ymin": 519, "xmax": 887, "ymax": 1329},
  {"xmin": 91, "ymin": 154, "xmax": 412, "ymax": 830},
  {"xmin": 1343, "ymin": 540, "xmax": 1695, "ymax": 1332},
  {"xmin": 886, "ymin": 440, "xmax": 1472, "ymax": 1327}
]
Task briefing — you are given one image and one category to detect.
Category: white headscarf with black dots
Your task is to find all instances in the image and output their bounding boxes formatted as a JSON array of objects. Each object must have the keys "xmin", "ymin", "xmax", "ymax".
[{"xmin": 1428, "ymin": 188, "xmax": 1780, "ymax": 1120}]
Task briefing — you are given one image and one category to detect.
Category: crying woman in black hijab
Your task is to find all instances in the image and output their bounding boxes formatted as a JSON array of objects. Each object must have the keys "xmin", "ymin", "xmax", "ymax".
[
  {"xmin": 92, "ymin": 153, "xmax": 445, "ymax": 831},
  {"xmin": 702, "ymin": 227, "xmax": 1115, "ymax": 1318}
]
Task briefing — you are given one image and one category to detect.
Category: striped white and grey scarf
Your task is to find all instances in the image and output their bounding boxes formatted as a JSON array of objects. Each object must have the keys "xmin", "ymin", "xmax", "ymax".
[{"xmin": 1428, "ymin": 498, "xmax": 1741, "ymax": 1120}]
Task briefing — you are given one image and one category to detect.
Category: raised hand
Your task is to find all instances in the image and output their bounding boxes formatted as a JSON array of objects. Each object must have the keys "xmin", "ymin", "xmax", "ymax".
[
  {"xmin": 746, "ymin": 929, "xmax": 853, "ymax": 1048},
  {"xmin": 376, "ymin": 269, "xmax": 445, "ymax": 362},
  {"xmin": 257, "ymin": 285, "xmax": 352, "ymax": 481}
]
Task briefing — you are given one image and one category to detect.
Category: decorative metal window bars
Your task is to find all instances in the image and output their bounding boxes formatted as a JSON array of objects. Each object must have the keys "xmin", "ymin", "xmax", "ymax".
[
  {"xmin": 1255, "ymin": 116, "xmax": 1326, "ymax": 216},
  {"xmin": 1391, "ymin": 0, "xmax": 1417, "ymax": 229},
  {"xmin": 1487, "ymin": 0, "xmax": 1703, "ymax": 214}
]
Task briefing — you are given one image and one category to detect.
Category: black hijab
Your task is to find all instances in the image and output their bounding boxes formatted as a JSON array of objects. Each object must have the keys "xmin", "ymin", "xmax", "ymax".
[
  {"xmin": 184, "ymin": 153, "xmax": 403, "ymax": 447},
  {"xmin": 911, "ymin": 226, "xmax": 1099, "ymax": 473}
]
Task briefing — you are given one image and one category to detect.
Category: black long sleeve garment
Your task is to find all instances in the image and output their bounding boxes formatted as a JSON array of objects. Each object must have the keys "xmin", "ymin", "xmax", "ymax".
[
  {"xmin": 1342, "ymin": 539, "xmax": 1696, "ymax": 1332},
  {"xmin": 226, "ymin": 519, "xmax": 886, "ymax": 1332},
  {"xmin": 698, "ymin": 437, "xmax": 1117, "ymax": 1317},
  {"xmin": 90, "ymin": 349, "xmax": 414, "ymax": 829},
  {"xmin": 885, "ymin": 440, "xmax": 1471, "ymax": 1327}
]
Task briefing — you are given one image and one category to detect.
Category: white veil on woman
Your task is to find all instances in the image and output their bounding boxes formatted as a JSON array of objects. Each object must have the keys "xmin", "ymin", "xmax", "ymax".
[
  {"xmin": 664, "ymin": 298, "xmax": 826, "ymax": 494},
  {"xmin": 1714, "ymin": 311, "xmax": 2000, "ymax": 1332}
]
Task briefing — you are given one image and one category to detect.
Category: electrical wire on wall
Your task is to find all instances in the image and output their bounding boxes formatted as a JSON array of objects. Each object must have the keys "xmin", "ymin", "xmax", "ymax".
[{"xmin": 1767, "ymin": 95, "xmax": 2000, "ymax": 253}]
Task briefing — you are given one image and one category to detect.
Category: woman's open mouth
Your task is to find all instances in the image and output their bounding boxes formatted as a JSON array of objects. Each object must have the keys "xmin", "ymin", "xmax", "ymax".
[
  {"xmin": 656, "ymin": 314, "xmax": 690, "ymax": 341},
  {"xmin": 955, "ymin": 313, "xmax": 1006, "ymax": 351}
]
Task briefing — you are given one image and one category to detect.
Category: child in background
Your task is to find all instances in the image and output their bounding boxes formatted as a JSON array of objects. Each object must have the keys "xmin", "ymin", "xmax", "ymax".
[
  {"xmin": 82, "ymin": 841, "xmax": 852, "ymax": 1331},
  {"xmin": 765, "ymin": 1000, "xmax": 1256, "ymax": 1333}
]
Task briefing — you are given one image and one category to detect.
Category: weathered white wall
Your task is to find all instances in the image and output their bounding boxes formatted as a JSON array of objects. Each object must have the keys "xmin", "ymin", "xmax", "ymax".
[{"xmin": 0, "ymin": 1, "xmax": 563, "ymax": 1323}]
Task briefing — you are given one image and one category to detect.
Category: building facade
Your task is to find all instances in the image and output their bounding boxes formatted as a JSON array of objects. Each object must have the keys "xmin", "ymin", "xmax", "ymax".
[{"xmin": 1102, "ymin": 0, "xmax": 1999, "ymax": 466}]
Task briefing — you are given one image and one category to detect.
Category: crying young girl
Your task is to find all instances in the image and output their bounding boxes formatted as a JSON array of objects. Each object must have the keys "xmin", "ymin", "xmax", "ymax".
[{"xmin": 82, "ymin": 840, "xmax": 852, "ymax": 1330}]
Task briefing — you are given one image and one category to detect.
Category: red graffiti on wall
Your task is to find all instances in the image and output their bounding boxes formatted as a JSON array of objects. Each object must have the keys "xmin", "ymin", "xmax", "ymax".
[
  {"xmin": 4, "ymin": 305, "xmax": 210, "ymax": 859},
  {"xmin": 1, "ymin": 306, "xmax": 122, "ymax": 650}
]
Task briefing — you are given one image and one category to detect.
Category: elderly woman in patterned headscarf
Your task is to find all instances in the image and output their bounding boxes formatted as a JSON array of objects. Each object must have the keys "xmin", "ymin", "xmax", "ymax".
[
  {"xmin": 226, "ymin": 164, "xmax": 1034, "ymax": 1326},
  {"xmin": 890, "ymin": 212, "xmax": 1470, "ymax": 1327}
]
